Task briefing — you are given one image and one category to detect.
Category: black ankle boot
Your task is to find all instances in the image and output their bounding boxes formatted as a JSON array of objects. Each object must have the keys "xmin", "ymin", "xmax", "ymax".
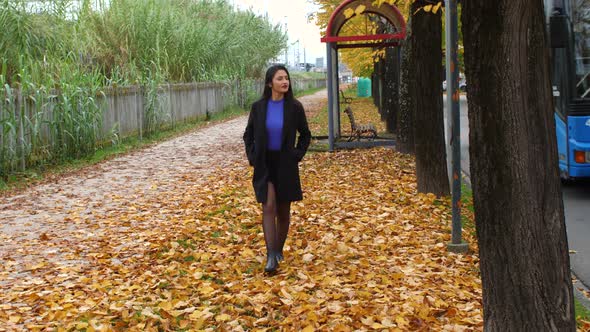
[
  {"xmin": 264, "ymin": 252, "xmax": 279, "ymax": 273},
  {"xmin": 276, "ymin": 251, "xmax": 284, "ymax": 262}
]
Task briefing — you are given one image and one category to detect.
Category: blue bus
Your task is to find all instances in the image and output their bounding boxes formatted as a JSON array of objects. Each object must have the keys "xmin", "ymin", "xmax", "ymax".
[{"xmin": 546, "ymin": 0, "xmax": 590, "ymax": 179}]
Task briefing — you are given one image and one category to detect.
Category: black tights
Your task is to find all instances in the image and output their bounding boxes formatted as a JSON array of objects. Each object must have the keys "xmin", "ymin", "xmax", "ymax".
[{"xmin": 262, "ymin": 182, "xmax": 291, "ymax": 256}]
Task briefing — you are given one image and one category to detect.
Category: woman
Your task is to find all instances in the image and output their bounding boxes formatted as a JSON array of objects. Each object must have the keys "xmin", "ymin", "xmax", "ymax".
[{"xmin": 243, "ymin": 65, "xmax": 311, "ymax": 273}]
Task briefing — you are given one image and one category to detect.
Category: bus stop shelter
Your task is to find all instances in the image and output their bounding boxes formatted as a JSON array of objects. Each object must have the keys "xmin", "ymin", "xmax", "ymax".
[{"xmin": 321, "ymin": 0, "xmax": 406, "ymax": 150}]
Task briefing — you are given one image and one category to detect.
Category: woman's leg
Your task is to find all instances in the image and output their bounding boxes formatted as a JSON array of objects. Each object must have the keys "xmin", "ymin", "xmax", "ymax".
[
  {"xmin": 276, "ymin": 201, "xmax": 291, "ymax": 261},
  {"xmin": 262, "ymin": 182, "xmax": 279, "ymax": 271}
]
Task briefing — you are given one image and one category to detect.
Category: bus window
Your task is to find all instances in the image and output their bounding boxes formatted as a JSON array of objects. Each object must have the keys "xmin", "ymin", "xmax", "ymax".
[
  {"xmin": 572, "ymin": 0, "xmax": 590, "ymax": 98},
  {"xmin": 553, "ymin": 48, "xmax": 568, "ymax": 117},
  {"xmin": 554, "ymin": 0, "xmax": 565, "ymax": 14}
]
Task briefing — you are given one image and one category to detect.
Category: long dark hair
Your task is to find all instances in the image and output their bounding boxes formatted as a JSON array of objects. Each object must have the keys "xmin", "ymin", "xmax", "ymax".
[{"xmin": 262, "ymin": 64, "xmax": 294, "ymax": 101}]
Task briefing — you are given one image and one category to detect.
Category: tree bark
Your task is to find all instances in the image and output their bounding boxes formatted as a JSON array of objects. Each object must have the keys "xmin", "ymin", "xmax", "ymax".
[
  {"xmin": 461, "ymin": 1, "xmax": 576, "ymax": 330},
  {"xmin": 383, "ymin": 47, "xmax": 400, "ymax": 133},
  {"xmin": 397, "ymin": 16, "xmax": 416, "ymax": 154},
  {"xmin": 372, "ymin": 60, "xmax": 383, "ymax": 116},
  {"xmin": 412, "ymin": 0, "xmax": 449, "ymax": 196}
]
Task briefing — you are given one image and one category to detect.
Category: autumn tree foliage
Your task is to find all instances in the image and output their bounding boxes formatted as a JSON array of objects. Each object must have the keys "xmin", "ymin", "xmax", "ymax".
[
  {"xmin": 461, "ymin": 0, "xmax": 576, "ymax": 330},
  {"xmin": 310, "ymin": 0, "xmax": 366, "ymax": 76},
  {"xmin": 310, "ymin": 0, "xmax": 409, "ymax": 77}
]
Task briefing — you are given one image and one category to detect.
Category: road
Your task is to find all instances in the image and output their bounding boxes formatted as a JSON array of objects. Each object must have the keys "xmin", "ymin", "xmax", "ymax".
[
  {"xmin": 443, "ymin": 95, "xmax": 590, "ymax": 289},
  {"xmin": 563, "ymin": 180, "xmax": 590, "ymax": 286}
]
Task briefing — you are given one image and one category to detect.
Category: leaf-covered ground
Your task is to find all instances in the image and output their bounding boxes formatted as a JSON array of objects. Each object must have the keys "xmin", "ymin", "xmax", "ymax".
[
  {"xmin": 0, "ymin": 145, "xmax": 485, "ymax": 331},
  {"xmin": 2, "ymin": 89, "xmax": 587, "ymax": 331}
]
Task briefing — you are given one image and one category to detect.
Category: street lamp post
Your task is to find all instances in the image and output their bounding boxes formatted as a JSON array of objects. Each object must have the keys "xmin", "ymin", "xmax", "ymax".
[
  {"xmin": 284, "ymin": 17, "xmax": 289, "ymax": 66},
  {"xmin": 445, "ymin": 0, "xmax": 469, "ymax": 254}
]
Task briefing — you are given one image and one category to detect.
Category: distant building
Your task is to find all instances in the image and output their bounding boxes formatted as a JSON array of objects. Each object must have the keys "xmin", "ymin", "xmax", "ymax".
[
  {"xmin": 316, "ymin": 57, "xmax": 324, "ymax": 69},
  {"xmin": 338, "ymin": 63, "xmax": 353, "ymax": 83},
  {"xmin": 295, "ymin": 63, "xmax": 316, "ymax": 72}
]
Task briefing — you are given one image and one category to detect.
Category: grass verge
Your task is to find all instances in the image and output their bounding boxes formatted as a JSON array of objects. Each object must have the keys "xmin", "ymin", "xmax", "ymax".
[
  {"xmin": 460, "ymin": 181, "xmax": 476, "ymax": 237},
  {"xmin": 295, "ymin": 86, "xmax": 324, "ymax": 98},
  {"xmin": 290, "ymin": 72, "xmax": 327, "ymax": 80},
  {"xmin": 576, "ymin": 298, "xmax": 590, "ymax": 323},
  {"xmin": 576, "ymin": 298, "xmax": 590, "ymax": 332}
]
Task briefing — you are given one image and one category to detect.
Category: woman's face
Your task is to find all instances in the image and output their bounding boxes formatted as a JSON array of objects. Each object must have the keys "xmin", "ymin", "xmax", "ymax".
[{"xmin": 270, "ymin": 69, "xmax": 289, "ymax": 96}]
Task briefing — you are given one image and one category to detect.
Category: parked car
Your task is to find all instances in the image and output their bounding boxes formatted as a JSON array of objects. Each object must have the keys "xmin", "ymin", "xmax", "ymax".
[
  {"xmin": 459, "ymin": 80, "xmax": 467, "ymax": 92},
  {"xmin": 442, "ymin": 80, "xmax": 467, "ymax": 92}
]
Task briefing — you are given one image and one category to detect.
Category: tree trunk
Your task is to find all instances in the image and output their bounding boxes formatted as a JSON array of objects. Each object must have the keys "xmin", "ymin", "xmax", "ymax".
[
  {"xmin": 383, "ymin": 47, "xmax": 400, "ymax": 133},
  {"xmin": 412, "ymin": 0, "xmax": 449, "ymax": 196},
  {"xmin": 461, "ymin": 1, "xmax": 576, "ymax": 330},
  {"xmin": 397, "ymin": 16, "xmax": 416, "ymax": 154},
  {"xmin": 372, "ymin": 60, "xmax": 383, "ymax": 116}
]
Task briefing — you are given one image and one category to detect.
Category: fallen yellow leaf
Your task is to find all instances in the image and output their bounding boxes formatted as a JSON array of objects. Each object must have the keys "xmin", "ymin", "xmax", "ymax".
[
  {"xmin": 302, "ymin": 325, "xmax": 315, "ymax": 332},
  {"xmin": 215, "ymin": 313, "xmax": 231, "ymax": 322}
]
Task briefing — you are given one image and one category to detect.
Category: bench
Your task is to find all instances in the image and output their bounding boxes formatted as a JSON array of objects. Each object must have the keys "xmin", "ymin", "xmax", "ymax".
[
  {"xmin": 339, "ymin": 90, "xmax": 352, "ymax": 104},
  {"xmin": 343, "ymin": 106, "xmax": 377, "ymax": 141}
]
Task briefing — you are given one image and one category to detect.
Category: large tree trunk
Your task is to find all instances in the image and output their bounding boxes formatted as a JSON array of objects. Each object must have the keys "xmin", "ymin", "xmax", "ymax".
[
  {"xmin": 372, "ymin": 59, "xmax": 384, "ymax": 118},
  {"xmin": 383, "ymin": 47, "xmax": 400, "ymax": 133},
  {"xmin": 461, "ymin": 1, "xmax": 575, "ymax": 330},
  {"xmin": 397, "ymin": 15, "xmax": 416, "ymax": 154},
  {"xmin": 412, "ymin": 0, "xmax": 449, "ymax": 196}
]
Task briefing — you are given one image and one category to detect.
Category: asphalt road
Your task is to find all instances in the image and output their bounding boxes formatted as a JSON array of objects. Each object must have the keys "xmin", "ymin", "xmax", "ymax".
[
  {"xmin": 443, "ymin": 94, "xmax": 590, "ymax": 288},
  {"xmin": 563, "ymin": 180, "xmax": 590, "ymax": 285}
]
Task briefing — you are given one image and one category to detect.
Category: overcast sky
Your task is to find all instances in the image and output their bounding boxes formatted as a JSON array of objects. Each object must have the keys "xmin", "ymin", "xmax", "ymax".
[{"xmin": 231, "ymin": 0, "xmax": 326, "ymax": 65}]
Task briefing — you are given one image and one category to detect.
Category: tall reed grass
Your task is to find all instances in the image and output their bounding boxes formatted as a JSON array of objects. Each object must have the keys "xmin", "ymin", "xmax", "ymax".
[
  {"xmin": 0, "ymin": 0, "xmax": 287, "ymax": 177},
  {"xmin": 86, "ymin": 0, "xmax": 286, "ymax": 83}
]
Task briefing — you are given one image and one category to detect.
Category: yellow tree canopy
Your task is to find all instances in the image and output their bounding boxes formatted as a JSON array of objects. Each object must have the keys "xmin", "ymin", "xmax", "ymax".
[{"xmin": 311, "ymin": 0, "xmax": 411, "ymax": 77}]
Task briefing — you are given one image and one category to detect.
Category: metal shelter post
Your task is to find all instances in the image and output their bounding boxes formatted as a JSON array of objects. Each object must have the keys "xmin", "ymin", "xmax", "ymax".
[
  {"xmin": 327, "ymin": 42, "xmax": 335, "ymax": 151},
  {"xmin": 334, "ymin": 49, "xmax": 341, "ymax": 138},
  {"xmin": 445, "ymin": 0, "xmax": 468, "ymax": 253}
]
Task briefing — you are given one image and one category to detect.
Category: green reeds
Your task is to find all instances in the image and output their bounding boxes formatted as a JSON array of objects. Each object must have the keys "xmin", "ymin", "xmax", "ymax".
[
  {"xmin": 87, "ymin": 0, "xmax": 286, "ymax": 82},
  {"xmin": 0, "ymin": 0, "xmax": 287, "ymax": 177},
  {"xmin": 0, "ymin": 59, "xmax": 105, "ymax": 176}
]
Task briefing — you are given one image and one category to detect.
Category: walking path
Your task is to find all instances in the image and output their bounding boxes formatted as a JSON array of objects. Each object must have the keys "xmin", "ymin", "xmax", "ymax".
[{"xmin": 0, "ymin": 91, "xmax": 326, "ymax": 281}]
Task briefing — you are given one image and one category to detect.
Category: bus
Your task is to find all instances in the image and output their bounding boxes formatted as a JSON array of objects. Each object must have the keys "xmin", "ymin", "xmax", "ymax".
[{"xmin": 546, "ymin": 0, "xmax": 590, "ymax": 179}]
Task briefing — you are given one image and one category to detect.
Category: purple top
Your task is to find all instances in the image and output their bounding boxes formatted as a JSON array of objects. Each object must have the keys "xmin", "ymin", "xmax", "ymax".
[{"xmin": 266, "ymin": 98, "xmax": 284, "ymax": 151}]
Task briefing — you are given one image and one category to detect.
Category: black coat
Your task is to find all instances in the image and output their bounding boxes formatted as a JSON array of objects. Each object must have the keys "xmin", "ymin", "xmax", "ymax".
[{"xmin": 243, "ymin": 97, "xmax": 311, "ymax": 203}]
